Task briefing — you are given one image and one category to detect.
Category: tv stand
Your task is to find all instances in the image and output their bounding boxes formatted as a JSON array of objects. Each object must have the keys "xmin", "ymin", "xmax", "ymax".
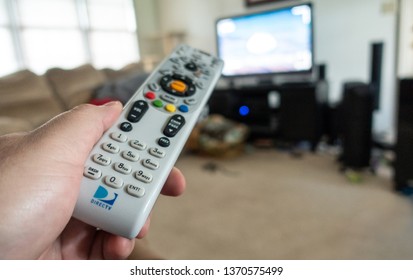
[{"xmin": 209, "ymin": 81, "xmax": 328, "ymax": 148}]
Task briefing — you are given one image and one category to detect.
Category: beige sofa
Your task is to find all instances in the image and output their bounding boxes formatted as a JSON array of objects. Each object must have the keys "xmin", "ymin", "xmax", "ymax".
[{"xmin": 0, "ymin": 63, "xmax": 144, "ymax": 135}]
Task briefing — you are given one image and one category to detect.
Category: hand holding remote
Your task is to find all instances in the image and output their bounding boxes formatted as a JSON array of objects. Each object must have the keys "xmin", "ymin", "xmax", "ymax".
[{"xmin": 0, "ymin": 102, "xmax": 185, "ymax": 259}]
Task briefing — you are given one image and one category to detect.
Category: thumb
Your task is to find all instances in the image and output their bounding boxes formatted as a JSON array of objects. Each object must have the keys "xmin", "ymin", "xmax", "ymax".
[{"xmin": 30, "ymin": 101, "xmax": 123, "ymax": 165}]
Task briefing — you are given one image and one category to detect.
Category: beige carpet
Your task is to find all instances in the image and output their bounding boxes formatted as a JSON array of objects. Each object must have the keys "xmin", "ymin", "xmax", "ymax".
[{"xmin": 145, "ymin": 148, "xmax": 413, "ymax": 259}]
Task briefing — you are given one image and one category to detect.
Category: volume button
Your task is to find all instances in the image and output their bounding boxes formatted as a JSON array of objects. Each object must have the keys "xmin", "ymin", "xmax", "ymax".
[{"xmin": 127, "ymin": 100, "xmax": 149, "ymax": 123}]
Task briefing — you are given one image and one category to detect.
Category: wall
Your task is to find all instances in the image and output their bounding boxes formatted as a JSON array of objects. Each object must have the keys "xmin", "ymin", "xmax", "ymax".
[
  {"xmin": 398, "ymin": 0, "xmax": 413, "ymax": 77},
  {"xmin": 154, "ymin": 0, "xmax": 399, "ymax": 137}
]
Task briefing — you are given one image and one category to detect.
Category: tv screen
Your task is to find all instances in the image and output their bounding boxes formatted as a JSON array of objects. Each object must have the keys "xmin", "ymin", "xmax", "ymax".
[{"xmin": 216, "ymin": 3, "xmax": 313, "ymax": 77}]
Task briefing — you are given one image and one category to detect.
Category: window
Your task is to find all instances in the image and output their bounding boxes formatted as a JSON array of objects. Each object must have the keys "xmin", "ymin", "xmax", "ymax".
[
  {"xmin": 0, "ymin": 0, "xmax": 139, "ymax": 75},
  {"xmin": 87, "ymin": 0, "xmax": 139, "ymax": 69},
  {"xmin": 0, "ymin": 0, "xmax": 19, "ymax": 76}
]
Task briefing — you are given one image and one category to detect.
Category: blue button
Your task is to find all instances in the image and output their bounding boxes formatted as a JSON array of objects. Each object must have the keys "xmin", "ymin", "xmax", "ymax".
[{"xmin": 179, "ymin": 105, "xmax": 189, "ymax": 113}]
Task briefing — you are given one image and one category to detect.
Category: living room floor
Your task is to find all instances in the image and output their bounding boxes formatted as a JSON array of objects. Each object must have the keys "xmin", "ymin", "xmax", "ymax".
[{"xmin": 146, "ymin": 148, "xmax": 413, "ymax": 259}]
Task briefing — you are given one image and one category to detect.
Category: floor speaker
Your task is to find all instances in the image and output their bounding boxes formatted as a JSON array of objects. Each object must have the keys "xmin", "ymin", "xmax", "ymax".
[
  {"xmin": 369, "ymin": 42, "xmax": 383, "ymax": 110},
  {"xmin": 340, "ymin": 82, "xmax": 373, "ymax": 169},
  {"xmin": 394, "ymin": 78, "xmax": 413, "ymax": 191},
  {"xmin": 278, "ymin": 82, "xmax": 324, "ymax": 149}
]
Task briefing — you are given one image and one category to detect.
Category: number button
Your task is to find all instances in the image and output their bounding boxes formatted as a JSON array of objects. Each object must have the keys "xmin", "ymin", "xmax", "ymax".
[
  {"xmin": 130, "ymin": 139, "xmax": 147, "ymax": 150},
  {"xmin": 92, "ymin": 153, "xmax": 111, "ymax": 166},
  {"xmin": 114, "ymin": 162, "xmax": 132, "ymax": 175},
  {"xmin": 122, "ymin": 150, "xmax": 139, "ymax": 162},
  {"xmin": 104, "ymin": 175, "xmax": 123, "ymax": 189},
  {"xmin": 142, "ymin": 158, "xmax": 160, "ymax": 170},
  {"xmin": 102, "ymin": 142, "xmax": 120, "ymax": 154},
  {"xmin": 110, "ymin": 132, "xmax": 127, "ymax": 143},
  {"xmin": 149, "ymin": 147, "xmax": 166, "ymax": 158},
  {"xmin": 135, "ymin": 169, "xmax": 153, "ymax": 183}
]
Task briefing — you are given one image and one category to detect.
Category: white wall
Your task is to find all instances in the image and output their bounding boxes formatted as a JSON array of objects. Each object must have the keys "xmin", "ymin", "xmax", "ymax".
[
  {"xmin": 155, "ymin": 0, "xmax": 399, "ymax": 137},
  {"xmin": 398, "ymin": 0, "xmax": 413, "ymax": 77}
]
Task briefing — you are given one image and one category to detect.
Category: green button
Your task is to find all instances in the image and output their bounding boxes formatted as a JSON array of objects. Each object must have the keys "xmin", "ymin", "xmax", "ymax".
[{"xmin": 153, "ymin": 100, "xmax": 163, "ymax": 108}]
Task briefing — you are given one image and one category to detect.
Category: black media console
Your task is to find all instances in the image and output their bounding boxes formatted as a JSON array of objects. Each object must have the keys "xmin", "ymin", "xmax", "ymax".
[{"xmin": 208, "ymin": 81, "xmax": 328, "ymax": 149}]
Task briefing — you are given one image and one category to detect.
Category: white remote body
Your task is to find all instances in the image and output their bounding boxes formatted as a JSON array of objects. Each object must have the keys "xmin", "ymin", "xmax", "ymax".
[{"xmin": 73, "ymin": 44, "xmax": 224, "ymax": 239}]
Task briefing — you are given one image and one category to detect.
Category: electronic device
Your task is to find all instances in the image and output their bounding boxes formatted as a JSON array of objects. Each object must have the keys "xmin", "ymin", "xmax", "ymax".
[
  {"xmin": 72, "ymin": 44, "xmax": 224, "ymax": 239},
  {"xmin": 339, "ymin": 82, "xmax": 373, "ymax": 169},
  {"xmin": 394, "ymin": 78, "xmax": 413, "ymax": 192},
  {"xmin": 369, "ymin": 42, "xmax": 384, "ymax": 110},
  {"xmin": 215, "ymin": 3, "xmax": 313, "ymax": 79}
]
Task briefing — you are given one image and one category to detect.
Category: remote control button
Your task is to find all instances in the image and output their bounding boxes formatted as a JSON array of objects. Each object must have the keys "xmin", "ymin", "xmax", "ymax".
[
  {"xmin": 185, "ymin": 62, "xmax": 198, "ymax": 72},
  {"xmin": 93, "ymin": 153, "xmax": 111, "ymax": 166},
  {"xmin": 102, "ymin": 142, "xmax": 120, "ymax": 154},
  {"xmin": 149, "ymin": 147, "xmax": 166, "ymax": 158},
  {"xmin": 170, "ymin": 80, "xmax": 187, "ymax": 93},
  {"xmin": 184, "ymin": 98, "xmax": 197, "ymax": 105},
  {"xmin": 130, "ymin": 139, "xmax": 147, "ymax": 150},
  {"xmin": 120, "ymin": 122, "xmax": 133, "ymax": 132},
  {"xmin": 170, "ymin": 57, "xmax": 180, "ymax": 64},
  {"xmin": 145, "ymin": 92, "xmax": 156, "ymax": 99},
  {"xmin": 195, "ymin": 81, "xmax": 204, "ymax": 89},
  {"xmin": 84, "ymin": 166, "xmax": 102, "ymax": 180},
  {"xmin": 153, "ymin": 100, "xmax": 163, "ymax": 108},
  {"xmin": 148, "ymin": 83, "xmax": 160, "ymax": 92},
  {"xmin": 163, "ymin": 114, "xmax": 186, "ymax": 137},
  {"xmin": 180, "ymin": 56, "xmax": 189, "ymax": 63},
  {"xmin": 142, "ymin": 158, "xmax": 160, "ymax": 170},
  {"xmin": 127, "ymin": 100, "xmax": 148, "ymax": 123},
  {"xmin": 179, "ymin": 105, "xmax": 189, "ymax": 113},
  {"xmin": 104, "ymin": 175, "xmax": 123, "ymax": 189},
  {"xmin": 114, "ymin": 162, "xmax": 132, "ymax": 175},
  {"xmin": 126, "ymin": 184, "xmax": 145, "ymax": 198},
  {"xmin": 135, "ymin": 169, "xmax": 153, "ymax": 183},
  {"xmin": 122, "ymin": 150, "xmax": 139, "ymax": 162},
  {"xmin": 186, "ymin": 84, "xmax": 196, "ymax": 96},
  {"xmin": 160, "ymin": 74, "xmax": 197, "ymax": 97},
  {"xmin": 165, "ymin": 104, "xmax": 176, "ymax": 113},
  {"xmin": 158, "ymin": 137, "xmax": 170, "ymax": 147},
  {"xmin": 110, "ymin": 132, "xmax": 127, "ymax": 143},
  {"xmin": 160, "ymin": 69, "xmax": 173, "ymax": 75},
  {"xmin": 161, "ymin": 94, "xmax": 178, "ymax": 104}
]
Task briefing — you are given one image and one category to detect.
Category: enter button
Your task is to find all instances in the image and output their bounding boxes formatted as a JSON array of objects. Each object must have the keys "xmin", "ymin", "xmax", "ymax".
[{"xmin": 126, "ymin": 184, "xmax": 145, "ymax": 198}]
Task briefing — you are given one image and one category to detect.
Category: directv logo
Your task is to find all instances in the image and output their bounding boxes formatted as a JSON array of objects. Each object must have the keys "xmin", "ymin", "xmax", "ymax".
[{"xmin": 91, "ymin": 186, "xmax": 118, "ymax": 211}]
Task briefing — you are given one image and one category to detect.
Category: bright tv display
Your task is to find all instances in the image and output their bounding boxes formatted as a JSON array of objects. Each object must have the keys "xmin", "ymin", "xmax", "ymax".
[{"xmin": 216, "ymin": 3, "xmax": 313, "ymax": 77}]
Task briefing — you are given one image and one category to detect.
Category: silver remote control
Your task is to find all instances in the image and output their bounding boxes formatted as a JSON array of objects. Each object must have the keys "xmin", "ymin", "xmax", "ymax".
[{"xmin": 72, "ymin": 44, "xmax": 224, "ymax": 239}]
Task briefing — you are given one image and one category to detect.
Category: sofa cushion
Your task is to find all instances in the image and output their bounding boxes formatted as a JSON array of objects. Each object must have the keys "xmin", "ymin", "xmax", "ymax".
[
  {"xmin": 0, "ymin": 70, "xmax": 64, "ymax": 127},
  {"xmin": 0, "ymin": 116, "xmax": 33, "ymax": 135},
  {"xmin": 101, "ymin": 62, "xmax": 145, "ymax": 81},
  {"xmin": 46, "ymin": 64, "xmax": 106, "ymax": 109}
]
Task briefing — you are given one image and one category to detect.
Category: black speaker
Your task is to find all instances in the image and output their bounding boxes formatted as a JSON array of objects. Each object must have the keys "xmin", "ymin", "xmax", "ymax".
[
  {"xmin": 278, "ymin": 82, "xmax": 324, "ymax": 149},
  {"xmin": 317, "ymin": 64, "xmax": 326, "ymax": 81},
  {"xmin": 394, "ymin": 78, "xmax": 413, "ymax": 191},
  {"xmin": 369, "ymin": 42, "xmax": 383, "ymax": 110},
  {"xmin": 340, "ymin": 82, "xmax": 373, "ymax": 169}
]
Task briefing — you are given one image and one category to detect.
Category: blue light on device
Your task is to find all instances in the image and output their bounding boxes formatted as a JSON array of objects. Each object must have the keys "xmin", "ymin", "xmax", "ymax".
[{"xmin": 239, "ymin": 105, "xmax": 250, "ymax": 116}]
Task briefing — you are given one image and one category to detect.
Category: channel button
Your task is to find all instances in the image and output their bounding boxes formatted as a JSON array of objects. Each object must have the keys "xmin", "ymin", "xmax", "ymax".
[{"xmin": 163, "ymin": 114, "xmax": 186, "ymax": 137}]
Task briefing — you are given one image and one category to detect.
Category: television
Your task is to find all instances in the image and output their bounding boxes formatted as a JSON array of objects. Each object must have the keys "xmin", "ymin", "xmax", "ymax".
[{"xmin": 216, "ymin": 3, "xmax": 314, "ymax": 79}]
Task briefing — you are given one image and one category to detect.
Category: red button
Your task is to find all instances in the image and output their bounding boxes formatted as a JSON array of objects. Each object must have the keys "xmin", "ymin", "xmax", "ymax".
[{"xmin": 145, "ymin": 92, "xmax": 156, "ymax": 99}]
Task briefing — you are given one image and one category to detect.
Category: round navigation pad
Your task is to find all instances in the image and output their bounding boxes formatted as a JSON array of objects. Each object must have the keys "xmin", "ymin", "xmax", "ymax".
[{"xmin": 160, "ymin": 74, "xmax": 196, "ymax": 97}]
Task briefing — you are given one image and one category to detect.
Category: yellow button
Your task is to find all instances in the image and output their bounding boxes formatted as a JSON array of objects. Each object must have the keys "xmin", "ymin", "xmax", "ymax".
[
  {"xmin": 165, "ymin": 104, "xmax": 176, "ymax": 113},
  {"xmin": 170, "ymin": 80, "xmax": 187, "ymax": 93}
]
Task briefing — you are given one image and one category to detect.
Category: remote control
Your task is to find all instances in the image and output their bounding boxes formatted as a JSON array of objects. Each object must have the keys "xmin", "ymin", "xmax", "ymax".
[{"xmin": 72, "ymin": 44, "xmax": 224, "ymax": 239}]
